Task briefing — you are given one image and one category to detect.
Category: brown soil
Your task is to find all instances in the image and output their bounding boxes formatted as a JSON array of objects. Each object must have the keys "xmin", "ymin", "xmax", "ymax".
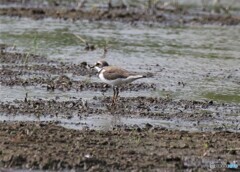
[{"xmin": 0, "ymin": 122, "xmax": 239, "ymax": 171}]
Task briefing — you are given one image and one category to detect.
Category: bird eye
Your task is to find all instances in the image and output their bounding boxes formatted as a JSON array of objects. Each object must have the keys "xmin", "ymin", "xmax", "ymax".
[{"xmin": 96, "ymin": 63, "xmax": 100, "ymax": 66}]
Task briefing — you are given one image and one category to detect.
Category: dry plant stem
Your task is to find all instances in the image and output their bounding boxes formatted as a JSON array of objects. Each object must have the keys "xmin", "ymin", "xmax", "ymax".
[{"xmin": 74, "ymin": 34, "xmax": 87, "ymax": 44}]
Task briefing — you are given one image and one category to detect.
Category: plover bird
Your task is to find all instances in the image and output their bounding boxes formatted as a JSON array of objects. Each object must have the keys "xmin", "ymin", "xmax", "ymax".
[{"xmin": 93, "ymin": 60, "xmax": 146, "ymax": 104}]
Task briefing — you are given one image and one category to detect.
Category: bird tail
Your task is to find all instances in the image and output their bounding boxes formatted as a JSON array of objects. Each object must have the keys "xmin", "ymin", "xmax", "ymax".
[{"xmin": 128, "ymin": 75, "xmax": 146, "ymax": 80}]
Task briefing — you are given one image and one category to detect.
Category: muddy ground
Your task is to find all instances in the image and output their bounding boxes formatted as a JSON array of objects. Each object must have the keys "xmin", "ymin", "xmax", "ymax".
[
  {"xmin": 0, "ymin": 50, "xmax": 240, "ymax": 171},
  {"xmin": 0, "ymin": 122, "xmax": 239, "ymax": 171},
  {"xmin": 1, "ymin": 1, "xmax": 240, "ymax": 170}
]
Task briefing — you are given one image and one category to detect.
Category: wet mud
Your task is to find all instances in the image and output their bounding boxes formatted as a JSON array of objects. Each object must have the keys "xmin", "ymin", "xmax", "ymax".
[
  {"xmin": 0, "ymin": 122, "xmax": 239, "ymax": 171},
  {"xmin": 1, "ymin": 1, "xmax": 240, "ymax": 169}
]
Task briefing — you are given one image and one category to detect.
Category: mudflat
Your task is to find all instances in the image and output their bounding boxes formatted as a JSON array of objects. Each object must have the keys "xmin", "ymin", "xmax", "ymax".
[{"xmin": 0, "ymin": 0, "xmax": 240, "ymax": 171}]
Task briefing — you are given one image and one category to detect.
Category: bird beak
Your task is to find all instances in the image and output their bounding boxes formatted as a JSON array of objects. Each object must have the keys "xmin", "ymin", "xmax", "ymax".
[{"xmin": 89, "ymin": 64, "xmax": 95, "ymax": 69}]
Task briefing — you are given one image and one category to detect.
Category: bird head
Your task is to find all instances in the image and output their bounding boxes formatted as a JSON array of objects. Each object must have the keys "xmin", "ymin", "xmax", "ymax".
[{"xmin": 92, "ymin": 60, "xmax": 109, "ymax": 72}]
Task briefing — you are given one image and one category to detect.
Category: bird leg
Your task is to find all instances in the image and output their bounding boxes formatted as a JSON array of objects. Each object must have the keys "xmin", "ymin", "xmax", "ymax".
[
  {"xmin": 112, "ymin": 87, "xmax": 116, "ymax": 105},
  {"xmin": 115, "ymin": 87, "xmax": 119, "ymax": 98},
  {"xmin": 111, "ymin": 86, "xmax": 120, "ymax": 105}
]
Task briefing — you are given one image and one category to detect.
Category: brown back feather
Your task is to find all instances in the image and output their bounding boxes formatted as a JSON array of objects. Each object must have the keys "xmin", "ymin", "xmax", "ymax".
[{"xmin": 102, "ymin": 66, "xmax": 133, "ymax": 80}]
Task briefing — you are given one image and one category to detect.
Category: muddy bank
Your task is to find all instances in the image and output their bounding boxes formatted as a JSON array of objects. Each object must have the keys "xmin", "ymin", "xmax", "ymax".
[
  {"xmin": 0, "ymin": 5, "xmax": 240, "ymax": 25},
  {"xmin": 0, "ymin": 52, "xmax": 155, "ymax": 92},
  {"xmin": 0, "ymin": 122, "xmax": 239, "ymax": 171}
]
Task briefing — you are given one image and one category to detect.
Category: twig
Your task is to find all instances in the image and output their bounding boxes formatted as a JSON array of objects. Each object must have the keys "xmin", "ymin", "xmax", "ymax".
[{"xmin": 75, "ymin": 34, "xmax": 87, "ymax": 43}]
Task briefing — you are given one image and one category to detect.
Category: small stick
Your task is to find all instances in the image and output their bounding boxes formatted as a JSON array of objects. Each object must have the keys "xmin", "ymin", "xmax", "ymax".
[{"xmin": 75, "ymin": 34, "xmax": 87, "ymax": 43}]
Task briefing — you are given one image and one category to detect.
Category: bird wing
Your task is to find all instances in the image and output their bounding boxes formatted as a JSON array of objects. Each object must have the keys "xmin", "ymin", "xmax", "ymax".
[{"xmin": 102, "ymin": 66, "xmax": 131, "ymax": 80}]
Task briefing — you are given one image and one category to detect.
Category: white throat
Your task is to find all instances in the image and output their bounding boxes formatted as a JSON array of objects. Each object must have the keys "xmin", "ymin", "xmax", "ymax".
[{"xmin": 94, "ymin": 66, "xmax": 103, "ymax": 72}]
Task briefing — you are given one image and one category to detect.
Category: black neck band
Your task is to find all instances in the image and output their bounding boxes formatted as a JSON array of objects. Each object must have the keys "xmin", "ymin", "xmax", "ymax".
[{"xmin": 98, "ymin": 68, "xmax": 103, "ymax": 76}]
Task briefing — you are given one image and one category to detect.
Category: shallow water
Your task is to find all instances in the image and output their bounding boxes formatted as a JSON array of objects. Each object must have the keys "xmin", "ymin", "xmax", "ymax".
[
  {"xmin": 0, "ymin": 16, "xmax": 240, "ymax": 131},
  {"xmin": 0, "ymin": 85, "xmax": 153, "ymax": 102},
  {"xmin": 1, "ymin": 113, "xmax": 239, "ymax": 132}
]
